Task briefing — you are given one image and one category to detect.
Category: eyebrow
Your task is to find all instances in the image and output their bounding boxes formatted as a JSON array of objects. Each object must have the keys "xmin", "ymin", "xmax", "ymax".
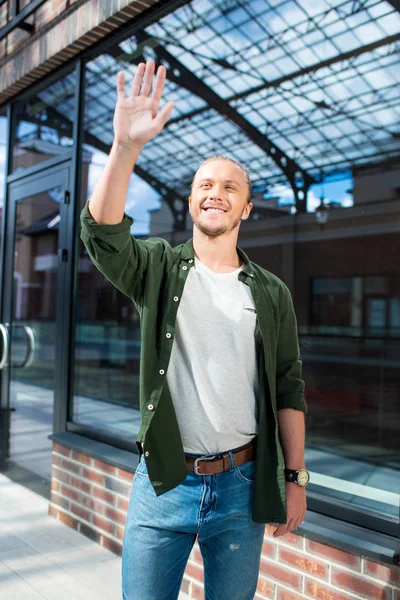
[{"xmin": 198, "ymin": 178, "xmax": 241, "ymax": 187}]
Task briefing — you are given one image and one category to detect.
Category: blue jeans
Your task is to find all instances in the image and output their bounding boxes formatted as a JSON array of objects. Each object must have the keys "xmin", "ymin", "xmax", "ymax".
[{"xmin": 122, "ymin": 442, "xmax": 265, "ymax": 600}]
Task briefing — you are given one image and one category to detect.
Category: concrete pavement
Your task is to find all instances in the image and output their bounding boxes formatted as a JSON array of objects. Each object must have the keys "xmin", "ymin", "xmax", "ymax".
[{"xmin": 0, "ymin": 472, "xmax": 189, "ymax": 599}]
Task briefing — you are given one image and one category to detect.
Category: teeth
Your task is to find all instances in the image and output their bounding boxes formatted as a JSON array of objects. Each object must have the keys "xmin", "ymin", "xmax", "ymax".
[{"xmin": 205, "ymin": 208, "xmax": 224, "ymax": 213}]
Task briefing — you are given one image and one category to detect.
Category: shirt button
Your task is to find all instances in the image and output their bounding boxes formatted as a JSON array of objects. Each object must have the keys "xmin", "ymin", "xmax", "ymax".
[
  {"xmin": 182, "ymin": 266, "xmax": 188, "ymax": 270},
  {"xmin": 159, "ymin": 369, "xmax": 165, "ymax": 375},
  {"xmin": 173, "ymin": 296, "xmax": 179, "ymax": 301},
  {"xmin": 145, "ymin": 451, "xmax": 149, "ymax": 457},
  {"xmin": 147, "ymin": 404, "xmax": 154, "ymax": 410},
  {"xmin": 188, "ymin": 259, "xmax": 193, "ymax": 263},
  {"xmin": 166, "ymin": 333, "xmax": 172, "ymax": 338}
]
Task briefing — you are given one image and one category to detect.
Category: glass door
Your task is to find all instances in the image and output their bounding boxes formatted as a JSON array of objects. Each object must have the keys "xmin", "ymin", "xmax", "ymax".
[{"xmin": 0, "ymin": 163, "xmax": 71, "ymax": 486}]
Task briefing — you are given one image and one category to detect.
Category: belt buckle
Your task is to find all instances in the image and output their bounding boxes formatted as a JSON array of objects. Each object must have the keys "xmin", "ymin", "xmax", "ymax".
[{"xmin": 193, "ymin": 455, "xmax": 217, "ymax": 475}]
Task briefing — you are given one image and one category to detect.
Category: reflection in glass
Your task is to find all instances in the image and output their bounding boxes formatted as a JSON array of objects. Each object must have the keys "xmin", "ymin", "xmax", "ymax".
[
  {"xmin": 0, "ymin": 109, "xmax": 6, "ymax": 394},
  {"xmin": 298, "ymin": 225, "xmax": 400, "ymax": 520},
  {"xmin": 9, "ymin": 188, "xmax": 61, "ymax": 480},
  {"xmin": 0, "ymin": 109, "xmax": 6, "ymax": 245},
  {"xmin": 72, "ymin": 0, "xmax": 399, "ymax": 526},
  {"xmin": 72, "ymin": 134, "xmax": 161, "ymax": 440},
  {"xmin": 12, "ymin": 70, "xmax": 75, "ymax": 174}
]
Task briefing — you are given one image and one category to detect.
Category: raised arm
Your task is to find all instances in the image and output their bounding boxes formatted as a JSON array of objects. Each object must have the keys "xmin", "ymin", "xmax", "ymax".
[
  {"xmin": 80, "ymin": 60, "xmax": 174, "ymax": 303},
  {"xmin": 88, "ymin": 60, "xmax": 174, "ymax": 224}
]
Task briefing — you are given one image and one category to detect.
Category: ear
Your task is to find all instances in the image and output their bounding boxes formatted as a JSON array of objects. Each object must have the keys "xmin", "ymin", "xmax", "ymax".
[{"xmin": 242, "ymin": 202, "xmax": 253, "ymax": 220}]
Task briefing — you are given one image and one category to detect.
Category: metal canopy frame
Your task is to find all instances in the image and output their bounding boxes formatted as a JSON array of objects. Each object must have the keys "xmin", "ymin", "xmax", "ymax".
[
  {"xmin": 109, "ymin": 34, "xmax": 316, "ymax": 213},
  {"xmin": 8, "ymin": 0, "xmax": 400, "ymax": 223},
  {"xmin": 94, "ymin": 0, "xmax": 399, "ymax": 216}
]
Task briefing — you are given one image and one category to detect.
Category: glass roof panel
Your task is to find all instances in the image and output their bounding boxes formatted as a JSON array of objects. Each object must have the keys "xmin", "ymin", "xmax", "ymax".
[
  {"xmin": 78, "ymin": 0, "xmax": 400, "ymax": 211},
  {"xmin": 324, "ymin": 20, "xmax": 348, "ymax": 36},
  {"xmin": 258, "ymin": 11, "xmax": 287, "ymax": 33},
  {"xmin": 333, "ymin": 30, "xmax": 364, "ymax": 52},
  {"xmin": 376, "ymin": 12, "xmax": 400, "ymax": 35}
]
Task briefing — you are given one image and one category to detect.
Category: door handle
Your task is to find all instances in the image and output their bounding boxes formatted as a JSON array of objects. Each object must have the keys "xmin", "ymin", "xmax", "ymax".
[
  {"xmin": 3, "ymin": 323, "xmax": 36, "ymax": 369},
  {"xmin": 18, "ymin": 325, "xmax": 35, "ymax": 368},
  {"xmin": 0, "ymin": 324, "xmax": 10, "ymax": 370},
  {"xmin": 11, "ymin": 324, "xmax": 36, "ymax": 368}
]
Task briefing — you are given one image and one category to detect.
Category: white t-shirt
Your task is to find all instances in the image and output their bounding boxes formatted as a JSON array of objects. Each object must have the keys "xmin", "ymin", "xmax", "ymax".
[{"xmin": 166, "ymin": 257, "xmax": 261, "ymax": 455}]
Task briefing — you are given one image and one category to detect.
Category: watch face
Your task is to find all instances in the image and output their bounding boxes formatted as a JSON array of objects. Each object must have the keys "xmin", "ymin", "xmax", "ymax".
[{"xmin": 297, "ymin": 469, "xmax": 310, "ymax": 486}]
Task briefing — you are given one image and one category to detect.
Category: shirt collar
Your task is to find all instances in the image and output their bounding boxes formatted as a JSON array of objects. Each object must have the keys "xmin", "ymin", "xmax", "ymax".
[{"xmin": 180, "ymin": 237, "xmax": 255, "ymax": 279}]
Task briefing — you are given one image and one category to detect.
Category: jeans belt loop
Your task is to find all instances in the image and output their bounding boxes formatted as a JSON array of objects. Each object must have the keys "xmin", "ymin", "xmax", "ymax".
[{"xmin": 224, "ymin": 454, "xmax": 231, "ymax": 471}]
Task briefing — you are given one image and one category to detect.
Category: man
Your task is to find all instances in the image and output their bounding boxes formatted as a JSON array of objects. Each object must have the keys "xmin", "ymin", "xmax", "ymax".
[{"xmin": 80, "ymin": 59, "xmax": 309, "ymax": 600}]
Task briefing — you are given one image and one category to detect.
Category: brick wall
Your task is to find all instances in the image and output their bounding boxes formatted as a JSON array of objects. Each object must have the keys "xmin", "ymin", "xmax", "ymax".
[
  {"xmin": 50, "ymin": 442, "xmax": 132, "ymax": 555},
  {"xmin": 50, "ymin": 442, "xmax": 400, "ymax": 600}
]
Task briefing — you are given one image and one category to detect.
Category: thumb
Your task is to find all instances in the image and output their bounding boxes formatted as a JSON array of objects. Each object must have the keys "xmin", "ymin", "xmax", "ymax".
[{"xmin": 153, "ymin": 101, "xmax": 174, "ymax": 133}]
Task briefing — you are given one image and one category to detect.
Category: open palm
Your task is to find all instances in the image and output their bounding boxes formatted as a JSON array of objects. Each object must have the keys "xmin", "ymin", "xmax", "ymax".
[{"xmin": 113, "ymin": 60, "xmax": 174, "ymax": 149}]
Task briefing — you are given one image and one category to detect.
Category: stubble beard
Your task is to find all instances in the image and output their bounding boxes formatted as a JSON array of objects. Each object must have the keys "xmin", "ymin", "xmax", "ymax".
[{"xmin": 191, "ymin": 210, "xmax": 242, "ymax": 238}]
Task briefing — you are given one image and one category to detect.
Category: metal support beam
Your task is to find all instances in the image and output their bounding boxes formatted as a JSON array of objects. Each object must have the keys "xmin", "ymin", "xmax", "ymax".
[
  {"xmin": 386, "ymin": 1, "xmax": 400, "ymax": 12},
  {"xmin": 109, "ymin": 38, "xmax": 315, "ymax": 213},
  {"xmin": 167, "ymin": 33, "xmax": 400, "ymax": 126}
]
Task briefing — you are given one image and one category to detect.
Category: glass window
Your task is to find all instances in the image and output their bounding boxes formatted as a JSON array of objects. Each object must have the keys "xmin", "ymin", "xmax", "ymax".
[
  {"xmin": 69, "ymin": 0, "xmax": 399, "ymax": 533},
  {"xmin": 0, "ymin": 108, "xmax": 6, "ymax": 242},
  {"xmin": 72, "ymin": 61, "xmax": 164, "ymax": 441},
  {"xmin": 11, "ymin": 70, "xmax": 76, "ymax": 174},
  {"xmin": 300, "ymin": 260, "xmax": 399, "ymax": 522}
]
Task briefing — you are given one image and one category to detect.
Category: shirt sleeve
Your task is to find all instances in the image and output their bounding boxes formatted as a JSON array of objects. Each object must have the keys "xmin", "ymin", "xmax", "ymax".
[
  {"xmin": 80, "ymin": 201, "xmax": 154, "ymax": 304},
  {"xmin": 275, "ymin": 283, "xmax": 307, "ymax": 414}
]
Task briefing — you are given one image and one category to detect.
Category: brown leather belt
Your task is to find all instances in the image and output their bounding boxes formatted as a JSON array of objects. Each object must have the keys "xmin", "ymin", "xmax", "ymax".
[{"xmin": 185, "ymin": 438, "xmax": 257, "ymax": 475}]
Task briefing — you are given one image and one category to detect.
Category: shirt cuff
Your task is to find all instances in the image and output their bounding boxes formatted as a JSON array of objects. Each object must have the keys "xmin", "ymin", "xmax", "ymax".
[
  {"xmin": 80, "ymin": 201, "xmax": 134, "ymax": 235},
  {"xmin": 276, "ymin": 392, "xmax": 307, "ymax": 414}
]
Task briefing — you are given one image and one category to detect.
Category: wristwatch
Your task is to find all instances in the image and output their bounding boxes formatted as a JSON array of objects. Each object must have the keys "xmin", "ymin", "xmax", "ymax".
[{"xmin": 284, "ymin": 468, "xmax": 310, "ymax": 487}]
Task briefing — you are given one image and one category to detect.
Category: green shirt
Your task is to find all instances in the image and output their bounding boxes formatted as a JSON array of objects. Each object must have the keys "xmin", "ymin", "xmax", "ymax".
[{"xmin": 80, "ymin": 202, "xmax": 307, "ymax": 524}]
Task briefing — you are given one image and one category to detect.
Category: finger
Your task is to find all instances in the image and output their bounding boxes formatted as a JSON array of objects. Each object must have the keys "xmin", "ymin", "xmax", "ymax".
[
  {"xmin": 286, "ymin": 518, "xmax": 298, "ymax": 533},
  {"xmin": 272, "ymin": 526, "xmax": 281, "ymax": 538},
  {"xmin": 153, "ymin": 101, "xmax": 174, "ymax": 131},
  {"xmin": 131, "ymin": 62, "xmax": 146, "ymax": 97},
  {"xmin": 140, "ymin": 60, "xmax": 155, "ymax": 97},
  {"xmin": 292, "ymin": 516, "xmax": 305, "ymax": 531},
  {"xmin": 290, "ymin": 519, "xmax": 302, "ymax": 532},
  {"xmin": 150, "ymin": 64, "xmax": 167, "ymax": 107},
  {"xmin": 116, "ymin": 71, "xmax": 126, "ymax": 102},
  {"xmin": 273, "ymin": 524, "xmax": 287, "ymax": 537},
  {"xmin": 278, "ymin": 517, "xmax": 296, "ymax": 537}
]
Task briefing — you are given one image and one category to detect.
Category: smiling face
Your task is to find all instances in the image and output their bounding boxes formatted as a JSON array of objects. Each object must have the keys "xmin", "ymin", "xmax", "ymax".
[{"xmin": 188, "ymin": 159, "xmax": 253, "ymax": 238}]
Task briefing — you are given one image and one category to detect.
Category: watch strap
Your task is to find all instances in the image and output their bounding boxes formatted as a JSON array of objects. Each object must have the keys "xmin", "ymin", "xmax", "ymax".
[{"xmin": 284, "ymin": 469, "xmax": 298, "ymax": 483}]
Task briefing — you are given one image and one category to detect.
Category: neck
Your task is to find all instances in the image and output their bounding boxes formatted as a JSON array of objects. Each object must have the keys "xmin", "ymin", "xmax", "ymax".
[{"xmin": 192, "ymin": 227, "xmax": 242, "ymax": 270}]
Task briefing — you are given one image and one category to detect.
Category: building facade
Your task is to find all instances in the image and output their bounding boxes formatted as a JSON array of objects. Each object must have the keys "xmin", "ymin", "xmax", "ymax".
[{"xmin": 0, "ymin": 1, "xmax": 399, "ymax": 598}]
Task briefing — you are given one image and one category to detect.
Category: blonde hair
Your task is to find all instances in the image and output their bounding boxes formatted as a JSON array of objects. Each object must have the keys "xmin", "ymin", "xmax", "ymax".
[{"xmin": 190, "ymin": 155, "xmax": 252, "ymax": 204}]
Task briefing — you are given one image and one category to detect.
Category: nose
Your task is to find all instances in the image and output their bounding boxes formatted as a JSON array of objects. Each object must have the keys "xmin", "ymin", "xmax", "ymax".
[{"xmin": 207, "ymin": 182, "xmax": 225, "ymax": 198}]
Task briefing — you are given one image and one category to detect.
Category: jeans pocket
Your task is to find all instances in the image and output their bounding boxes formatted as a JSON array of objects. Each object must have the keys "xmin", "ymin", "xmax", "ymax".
[
  {"xmin": 135, "ymin": 455, "xmax": 149, "ymax": 478},
  {"xmin": 234, "ymin": 459, "xmax": 256, "ymax": 483}
]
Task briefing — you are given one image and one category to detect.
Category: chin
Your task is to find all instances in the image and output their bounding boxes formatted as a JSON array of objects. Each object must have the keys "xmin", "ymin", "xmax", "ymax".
[{"xmin": 194, "ymin": 219, "xmax": 226, "ymax": 237}]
